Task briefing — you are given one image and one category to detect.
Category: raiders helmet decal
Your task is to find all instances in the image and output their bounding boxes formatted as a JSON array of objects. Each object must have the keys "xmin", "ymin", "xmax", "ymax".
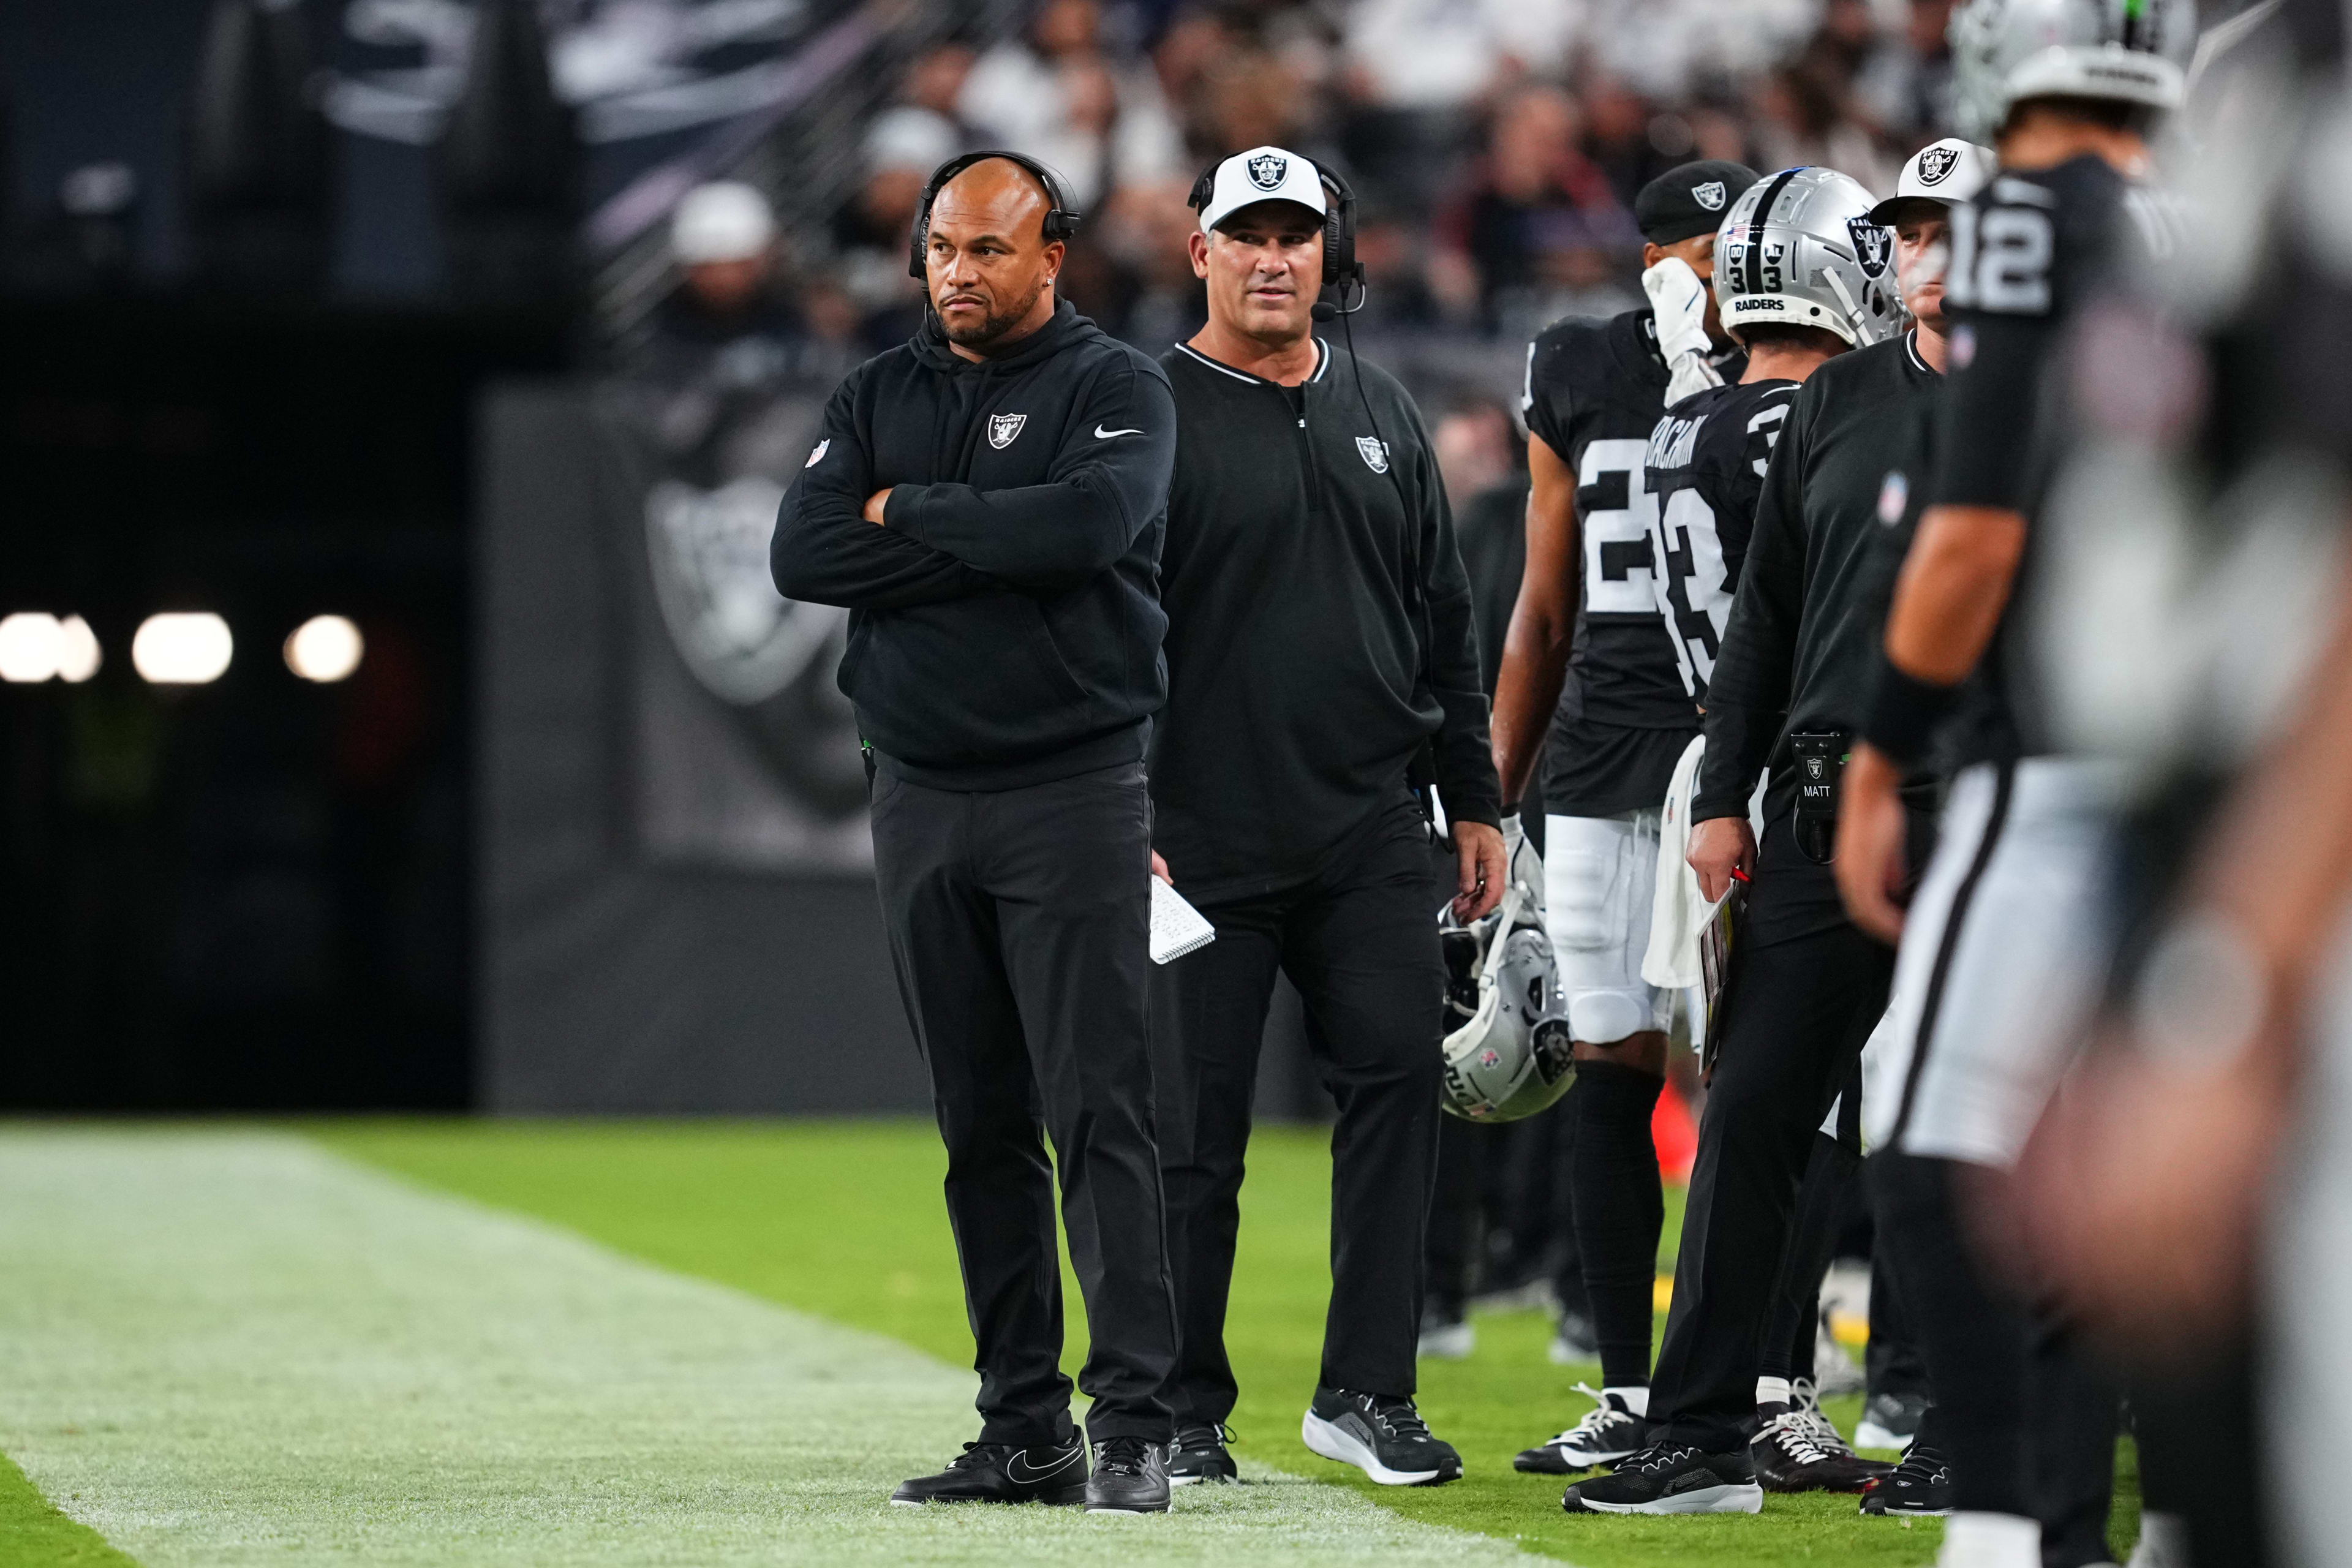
[{"xmin": 1848, "ymin": 217, "xmax": 1894, "ymax": 279}]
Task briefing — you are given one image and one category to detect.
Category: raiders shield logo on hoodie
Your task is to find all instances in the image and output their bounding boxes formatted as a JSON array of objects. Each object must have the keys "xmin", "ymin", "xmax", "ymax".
[{"xmin": 988, "ymin": 413, "xmax": 1027, "ymax": 450}]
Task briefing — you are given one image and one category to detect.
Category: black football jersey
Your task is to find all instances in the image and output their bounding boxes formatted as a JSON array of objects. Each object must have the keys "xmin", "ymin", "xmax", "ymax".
[
  {"xmin": 1520, "ymin": 308, "xmax": 1699, "ymax": 733},
  {"xmin": 1927, "ymin": 154, "xmax": 2185, "ymax": 766},
  {"xmin": 1643, "ymin": 376, "xmax": 1800, "ymax": 709}
]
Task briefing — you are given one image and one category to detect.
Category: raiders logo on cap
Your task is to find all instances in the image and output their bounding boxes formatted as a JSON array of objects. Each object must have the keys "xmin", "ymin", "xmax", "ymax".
[
  {"xmin": 1692, "ymin": 179, "xmax": 1727, "ymax": 211},
  {"xmin": 1248, "ymin": 152, "xmax": 1288, "ymax": 190},
  {"xmin": 1915, "ymin": 145, "xmax": 1962, "ymax": 186},
  {"xmin": 1847, "ymin": 217, "xmax": 1893, "ymax": 279},
  {"xmin": 989, "ymin": 413, "xmax": 1027, "ymax": 450}
]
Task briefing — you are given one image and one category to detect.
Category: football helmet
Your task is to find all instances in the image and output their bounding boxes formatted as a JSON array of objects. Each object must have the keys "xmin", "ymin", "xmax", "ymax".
[
  {"xmin": 1714, "ymin": 166, "xmax": 1905, "ymax": 349},
  {"xmin": 1440, "ymin": 827, "xmax": 1574, "ymax": 1122},
  {"xmin": 1949, "ymin": 0, "xmax": 2196, "ymax": 143}
]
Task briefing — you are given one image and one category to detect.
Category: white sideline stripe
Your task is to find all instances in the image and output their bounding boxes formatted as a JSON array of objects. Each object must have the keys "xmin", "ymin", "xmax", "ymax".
[{"xmin": 0, "ymin": 1130, "xmax": 1525, "ymax": 1567}]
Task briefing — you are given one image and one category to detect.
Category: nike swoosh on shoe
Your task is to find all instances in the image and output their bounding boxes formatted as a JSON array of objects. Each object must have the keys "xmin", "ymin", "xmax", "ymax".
[{"xmin": 1005, "ymin": 1449, "xmax": 1080, "ymax": 1483}]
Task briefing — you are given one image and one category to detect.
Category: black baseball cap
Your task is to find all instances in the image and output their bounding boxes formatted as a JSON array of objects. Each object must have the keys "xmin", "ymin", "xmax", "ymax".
[{"xmin": 1634, "ymin": 160, "xmax": 1762, "ymax": 246}]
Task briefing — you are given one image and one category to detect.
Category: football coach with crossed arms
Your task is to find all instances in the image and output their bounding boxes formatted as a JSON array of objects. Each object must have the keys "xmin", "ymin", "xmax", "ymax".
[
  {"xmin": 1147, "ymin": 146, "xmax": 1506, "ymax": 1491},
  {"xmin": 771, "ymin": 149, "xmax": 1182, "ymax": 1515}
]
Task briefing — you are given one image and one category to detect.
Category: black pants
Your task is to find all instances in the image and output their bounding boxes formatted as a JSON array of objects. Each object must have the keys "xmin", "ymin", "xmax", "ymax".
[
  {"xmin": 1758, "ymin": 1123, "xmax": 1863, "ymax": 1384},
  {"xmin": 869, "ymin": 760, "xmax": 1177, "ymax": 1446},
  {"xmin": 1152, "ymin": 796, "xmax": 1445, "ymax": 1422},
  {"xmin": 1652, "ymin": 870, "xmax": 1894, "ymax": 1450},
  {"xmin": 1873, "ymin": 1150, "xmax": 2120, "ymax": 1560}
]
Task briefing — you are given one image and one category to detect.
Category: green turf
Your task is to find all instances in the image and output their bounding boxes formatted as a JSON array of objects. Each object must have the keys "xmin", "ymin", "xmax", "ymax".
[
  {"xmin": 0, "ymin": 1450, "xmax": 141, "ymax": 1567},
  {"xmin": 315, "ymin": 1118, "xmax": 2145, "ymax": 1567}
]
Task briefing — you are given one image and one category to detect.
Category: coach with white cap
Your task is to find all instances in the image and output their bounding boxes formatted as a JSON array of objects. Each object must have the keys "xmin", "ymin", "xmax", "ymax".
[{"xmin": 1146, "ymin": 145, "xmax": 1505, "ymax": 1490}]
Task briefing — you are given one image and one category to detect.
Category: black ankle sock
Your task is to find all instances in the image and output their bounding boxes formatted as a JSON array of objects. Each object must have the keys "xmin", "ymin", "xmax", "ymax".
[{"xmin": 1570, "ymin": 1060, "xmax": 1665, "ymax": 1390}]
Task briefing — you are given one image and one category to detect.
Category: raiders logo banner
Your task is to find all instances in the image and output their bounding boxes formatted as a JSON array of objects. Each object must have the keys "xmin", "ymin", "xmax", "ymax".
[{"xmin": 988, "ymin": 413, "xmax": 1027, "ymax": 450}]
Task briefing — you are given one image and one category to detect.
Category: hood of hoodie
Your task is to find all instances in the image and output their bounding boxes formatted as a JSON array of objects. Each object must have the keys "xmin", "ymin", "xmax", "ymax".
[{"xmin": 910, "ymin": 296, "xmax": 1105, "ymax": 375}]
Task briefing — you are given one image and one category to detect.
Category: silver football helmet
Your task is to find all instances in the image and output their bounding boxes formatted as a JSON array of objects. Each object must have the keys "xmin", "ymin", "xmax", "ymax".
[
  {"xmin": 1949, "ymin": 0, "xmax": 2196, "ymax": 143},
  {"xmin": 1440, "ymin": 866, "xmax": 1574, "ymax": 1123},
  {"xmin": 1714, "ymin": 167, "xmax": 1905, "ymax": 349}
]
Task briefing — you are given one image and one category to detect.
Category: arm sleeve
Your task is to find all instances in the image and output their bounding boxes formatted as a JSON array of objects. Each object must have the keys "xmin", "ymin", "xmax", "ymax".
[
  {"xmin": 770, "ymin": 372, "xmax": 1001, "ymax": 609},
  {"xmin": 883, "ymin": 361, "xmax": 1178, "ymax": 590},
  {"xmin": 1399, "ymin": 390, "xmax": 1504, "ymax": 831},
  {"xmin": 1695, "ymin": 390, "xmax": 1811, "ymax": 821}
]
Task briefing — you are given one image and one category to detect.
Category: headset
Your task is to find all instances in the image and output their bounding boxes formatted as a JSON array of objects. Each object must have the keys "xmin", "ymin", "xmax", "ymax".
[
  {"xmin": 1185, "ymin": 154, "xmax": 1364, "ymax": 309},
  {"xmin": 907, "ymin": 149, "xmax": 1080, "ymax": 281}
]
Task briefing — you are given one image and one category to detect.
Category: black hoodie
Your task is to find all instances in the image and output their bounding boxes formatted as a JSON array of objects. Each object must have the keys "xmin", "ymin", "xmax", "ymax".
[{"xmin": 771, "ymin": 300, "xmax": 1178, "ymax": 790}]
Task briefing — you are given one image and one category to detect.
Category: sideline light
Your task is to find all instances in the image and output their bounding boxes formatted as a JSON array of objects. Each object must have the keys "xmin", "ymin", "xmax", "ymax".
[
  {"xmin": 133, "ymin": 613, "xmax": 233, "ymax": 685},
  {"xmin": 57, "ymin": 616, "xmax": 101, "ymax": 683},
  {"xmin": 0, "ymin": 614, "xmax": 64, "ymax": 682},
  {"xmin": 284, "ymin": 616, "xmax": 364, "ymax": 683}
]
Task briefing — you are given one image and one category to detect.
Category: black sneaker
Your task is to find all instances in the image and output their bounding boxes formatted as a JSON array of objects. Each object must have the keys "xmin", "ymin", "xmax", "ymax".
[
  {"xmin": 889, "ymin": 1438, "xmax": 1088, "ymax": 1506},
  {"xmin": 1302, "ymin": 1387, "xmax": 1462, "ymax": 1486},
  {"xmin": 1166, "ymin": 1422, "xmax": 1238, "ymax": 1486},
  {"xmin": 1084, "ymin": 1436, "xmax": 1170, "ymax": 1514},
  {"xmin": 1855, "ymin": 1390, "xmax": 1929, "ymax": 1452},
  {"xmin": 1750, "ymin": 1396, "xmax": 1893, "ymax": 1494},
  {"xmin": 1561, "ymin": 1442, "xmax": 1763, "ymax": 1515},
  {"xmin": 1858, "ymin": 1442, "xmax": 1953, "ymax": 1516},
  {"xmin": 1515, "ymin": 1383, "xmax": 1652, "ymax": 1473}
]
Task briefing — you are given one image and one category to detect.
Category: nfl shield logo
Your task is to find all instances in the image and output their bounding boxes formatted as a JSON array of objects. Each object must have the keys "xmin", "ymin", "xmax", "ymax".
[
  {"xmin": 1246, "ymin": 151, "xmax": 1288, "ymax": 190},
  {"xmin": 1355, "ymin": 436, "xmax": 1389, "ymax": 473},
  {"xmin": 1847, "ymin": 217, "xmax": 1893, "ymax": 278},
  {"xmin": 1692, "ymin": 179, "xmax": 1727, "ymax": 211},
  {"xmin": 1916, "ymin": 145, "xmax": 1962, "ymax": 186},
  {"xmin": 988, "ymin": 413, "xmax": 1027, "ymax": 450}
]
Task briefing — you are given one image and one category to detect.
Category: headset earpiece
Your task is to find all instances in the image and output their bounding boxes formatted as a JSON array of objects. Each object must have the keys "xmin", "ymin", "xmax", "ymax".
[{"xmin": 908, "ymin": 149, "xmax": 1081, "ymax": 281}]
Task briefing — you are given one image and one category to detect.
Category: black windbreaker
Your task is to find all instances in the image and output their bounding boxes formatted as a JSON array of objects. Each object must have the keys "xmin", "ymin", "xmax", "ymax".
[
  {"xmin": 771, "ymin": 300, "xmax": 1177, "ymax": 790},
  {"xmin": 1148, "ymin": 337, "xmax": 1500, "ymax": 902}
]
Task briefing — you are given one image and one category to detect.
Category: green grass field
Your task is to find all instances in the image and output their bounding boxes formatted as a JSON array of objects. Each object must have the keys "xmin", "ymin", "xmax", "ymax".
[{"xmin": 0, "ymin": 1120, "xmax": 2141, "ymax": 1566}]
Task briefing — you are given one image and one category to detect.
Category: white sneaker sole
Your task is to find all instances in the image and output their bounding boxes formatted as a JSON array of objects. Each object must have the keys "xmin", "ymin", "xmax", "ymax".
[
  {"xmin": 1301, "ymin": 1409, "xmax": 1444, "ymax": 1486},
  {"xmin": 1578, "ymin": 1482, "xmax": 1764, "ymax": 1515}
]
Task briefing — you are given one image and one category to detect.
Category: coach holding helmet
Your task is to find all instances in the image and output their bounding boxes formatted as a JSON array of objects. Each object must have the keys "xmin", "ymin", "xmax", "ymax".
[
  {"xmin": 771, "ymin": 150, "xmax": 1180, "ymax": 1515},
  {"xmin": 1145, "ymin": 146, "xmax": 1506, "ymax": 1491}
]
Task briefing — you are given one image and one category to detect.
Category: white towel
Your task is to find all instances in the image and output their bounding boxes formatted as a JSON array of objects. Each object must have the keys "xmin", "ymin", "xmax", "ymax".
[
  {"xmin": 1643, "ymin": 256, "xmax": 1725, "ymax": 407},
  {"xmin": 1642, "ymin": 735, "xmax": 1715, "ymax": 990}
]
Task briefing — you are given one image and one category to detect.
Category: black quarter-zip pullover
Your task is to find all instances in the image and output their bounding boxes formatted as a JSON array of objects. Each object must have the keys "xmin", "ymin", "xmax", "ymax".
[
  {"xmin": 771, "ymin": 301, "xmax": 1177, "ymax": 790},
  {"xmin": 1148, "ymin": 337, "xmax": 1500, "ymax": 902}
]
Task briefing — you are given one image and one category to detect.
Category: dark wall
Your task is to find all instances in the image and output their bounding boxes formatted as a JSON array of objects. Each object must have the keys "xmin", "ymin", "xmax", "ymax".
[
  {"xmin": 0, "ymin": 299, "xmax": 560, "ymax": 1109},
  {"xmin": 477, "ymin": 386, "xmax": 927, "ymax": 1113}
]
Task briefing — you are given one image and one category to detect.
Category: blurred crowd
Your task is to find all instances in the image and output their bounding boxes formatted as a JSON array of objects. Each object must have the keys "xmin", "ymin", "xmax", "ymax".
[{"xmin": 643, "ymin": 0, "xmax": 1963, "ymax": 372}]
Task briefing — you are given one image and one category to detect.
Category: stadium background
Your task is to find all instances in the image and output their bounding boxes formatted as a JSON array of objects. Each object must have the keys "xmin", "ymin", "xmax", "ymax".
[{"xmin": 0, "ymin": 1, "xmax": 2147, "ymax": 1564}]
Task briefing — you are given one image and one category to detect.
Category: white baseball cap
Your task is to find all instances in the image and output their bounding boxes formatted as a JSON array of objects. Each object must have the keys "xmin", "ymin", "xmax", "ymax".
[
  {"xmin": 1866, "ymin": 138, "xmax": 1997, "ymax": 225},
  {"xmin": 1195, "ymin": 145, "xmax": 1327, "ymax": 235},
  {"xmin": 671, "ymin": 181, "xmax": 776, "ymax": 265}
]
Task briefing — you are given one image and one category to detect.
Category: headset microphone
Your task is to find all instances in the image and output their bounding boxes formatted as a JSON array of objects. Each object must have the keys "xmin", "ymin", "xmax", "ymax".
[{"xmin": 1311, "ymin": 301, "xmax": 1336, "ymax": 321}]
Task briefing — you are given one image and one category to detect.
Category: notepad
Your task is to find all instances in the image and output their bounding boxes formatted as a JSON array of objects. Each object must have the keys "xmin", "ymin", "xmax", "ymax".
[{"xmin": 1150, "ymin": 876, "xmax": 1217, "ymax": 965}]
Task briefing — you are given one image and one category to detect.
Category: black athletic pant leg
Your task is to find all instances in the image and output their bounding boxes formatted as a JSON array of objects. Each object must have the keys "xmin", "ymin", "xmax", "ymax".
[
  {"xmin": 873, "ymin": 762, "xmax": 1177, "ymax": 1447},
  {"xmin": 1548, "ymin": 1090, "xmax": 1593, "ymax": 1323},
  {"xmin": 1871, "ymin": 1148, "xmax": 2031, "ymax": 1517},
  {"xmin": 1283, "ymin": 805, "xmax": 1449, "ymax": 1398},
  {"xmin": 1760, "ymin": 1132, "xmax": 1863, "ymax": 1384},
  {"xmin": 1150, "ymin": 888, "xmax": 1284, "ymax": 1428},
  {"xmin": 2028, "ymin": 1323, "xmax": 2119, "ymax": 1568},
  {"xmin": 1868, "ymin": 1237, "xmax": 1934, "ymax": 1403},
  {"xmin": 1651, "ymin": 921, "xmax": 1893, "ymax": 1451},
  {"xmin": 1425, "ymin": 1115, "xmax": 1483, "ymax": 1314},
  {"xmin": 1570, "ymin": 1060, "xmax": 1665, "ymax": 1388}
]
